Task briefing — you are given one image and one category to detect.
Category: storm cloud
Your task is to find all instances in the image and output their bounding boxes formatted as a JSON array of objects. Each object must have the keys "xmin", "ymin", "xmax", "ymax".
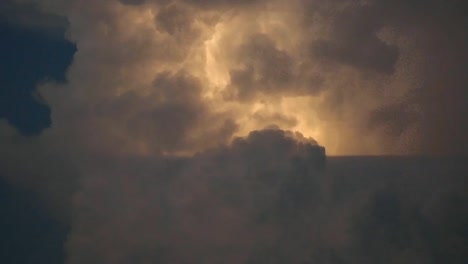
[
  {"xmin": 66, "ymin": 128, "xmax": 326, "ymax": 264},
  {"xmin": 64, "ymin": 130, "xmax": 467, "ymax": 264},
  {"xmin": 0, "ymin": 0, "xmax": 467, "ymax": 263},
  {"xmin": 1, "ymin": 0, "xmax": 462, "ymax": 154}
]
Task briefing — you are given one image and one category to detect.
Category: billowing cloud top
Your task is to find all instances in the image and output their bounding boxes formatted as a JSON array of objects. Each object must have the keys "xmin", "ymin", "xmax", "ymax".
[{"xmin": 66, "ymin": 128, "xmax": 327, "ymax": 263}]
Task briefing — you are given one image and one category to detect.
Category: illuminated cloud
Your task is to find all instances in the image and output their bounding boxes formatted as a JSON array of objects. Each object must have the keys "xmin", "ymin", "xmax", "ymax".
[{"xmin": 7, "ymin": 0, "xmax": 457, "ymax": 155}]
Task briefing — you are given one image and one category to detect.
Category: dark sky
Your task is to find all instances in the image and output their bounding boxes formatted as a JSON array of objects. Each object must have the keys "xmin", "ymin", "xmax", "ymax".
[
  {"xmin": 0, "ymin": 0, "xmax": 467, "ymax": 263},
  {"xmin": 0, "ymin": 22, "xmax": 75, "ymax": 135},
  {"xmin": 0, "ymin": 177, "xmax": 68, "ymax": 264},
  {"xmin": 0, "ymin": 15, "xmax": 75, "ymax": 264}
]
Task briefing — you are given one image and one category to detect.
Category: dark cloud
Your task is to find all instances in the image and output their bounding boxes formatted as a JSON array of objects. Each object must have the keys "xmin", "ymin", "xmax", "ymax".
[
  {"xmin": 313, "ymin": 37, "xmax": 398, "ymax": 74},
  {"xmin": 155, "ymin": 3, "xmax": 193, "ymax": 35},
  {"xmin": 119, "ymin": 0, "xmax": 262, "ymax": 8},
  {"xmin": 310, "ymin": 4, "xmax": 399, "ymax": 74},
  {"xmin": 368, "ymin": 100, "xmax": 420, "ymax": 136},
  {"xmin": 299, "ymin": 0, "xmax": 468, "ymax": 154},
  {"xmin": 409, "ymin": 30, "xmax": 468, "ymax": 154},
  {"xmin": 371, "ymin": 0, "xmax": 468, "ymax": 154},
  {"xmin": 325, "ymin": 156, "xmax": 468, "ymax": 264},
  {"xmin": 144, "ymin": 71, "xmax": 238, "ymax": 151},
  {"xmin": 139, "ymin": 71, "xmax": 205, "ymax": 150},
  {"xmin": 0, "ymin": 126, "xmax": 79, "ymax": 222},
  {"xmin": 118, "ymin": 0, "xmax": 147, "ymax": 5},
  {"xmin": 182, "ymin": 0, "xmax": 261, "ymax": 8},
  {"xmin": 305, "ymin": 0, "xmax": 466, "ymax": 75},
  {"xmin": 65, "ymin": 133, "xmax": 468, "ymax": 263},
  {"xmin": 350, "ymin": 179, "xmax": 468, "ymax": 263},
  {"xmin": 66, "ymin": 128, "xmax": 326, "ymax": 263},
  {"xmin": 0, "ymin": 178, "xmax": 68, "ymax": 264},
  {"xmin": 225, "ymin": 33, "xmax": 320, "ymax": 101},
  {"xmin": 0, "ymin": 0, "xmax": 69, "ymax": 35},
  {"xmin": 92, "ymin": 71, "xmax": 236, "ymax": 153},
  {"xmin": 0, "ymin": 21, "xmax": 76, "ymax": 136}
]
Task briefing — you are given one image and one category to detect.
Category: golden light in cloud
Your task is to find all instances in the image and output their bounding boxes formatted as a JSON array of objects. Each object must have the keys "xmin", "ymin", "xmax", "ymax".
[
  {"xmin": 146, "ymin": 3, "xmax": 354, "ymax": 155},
  {"xmin": 281, "ymin": 97, "xmax": 326, "ymax": 147},
  {"xmin": 203, "ymin": 22, "xmax": 229, "ymax": 98},
  {"xmin": 29, "ymin": 0, "xmax": 432, "ymax": 157},
  {"xmin": 189, "ymin": 7, "xmax": 335, "ymax": 153}
]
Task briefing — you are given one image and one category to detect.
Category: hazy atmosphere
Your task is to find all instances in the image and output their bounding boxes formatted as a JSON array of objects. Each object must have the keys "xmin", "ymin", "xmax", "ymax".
[{"xmin": 0, "ymin": 0, "xmax": 467, "ymax": 263}]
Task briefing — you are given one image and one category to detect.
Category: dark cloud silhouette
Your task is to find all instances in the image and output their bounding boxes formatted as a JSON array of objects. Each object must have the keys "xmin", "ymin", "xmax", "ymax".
[
  {"xmin": 310, "ymin": 3, "xmax": 399, "ymax": 74},
  {"xmin": 66, "ymin": 128, "xmax": 326, "ymax": 264},
  {"xmin": 65, "ymin": 131, "xmax": 467, "ymax": 264}
]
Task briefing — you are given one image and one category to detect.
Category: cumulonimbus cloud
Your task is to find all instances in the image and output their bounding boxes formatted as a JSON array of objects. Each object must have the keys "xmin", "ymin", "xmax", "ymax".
[
  {"xmin": 3, "ymin": 0, "xmax": 466, "ymax": 156},
  {"xmin": 0, "ymin": 0, "xmax": 466, "ymax": 263},
  {"xmin": 66, "ymin": 128, "xmax": 326, "ymax": 264}
]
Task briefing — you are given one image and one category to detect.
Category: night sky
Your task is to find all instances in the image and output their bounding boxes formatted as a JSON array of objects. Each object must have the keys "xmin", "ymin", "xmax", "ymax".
[{"xmin": 0, "ymin": 0, "xmax": 467, "ymax": 263}]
